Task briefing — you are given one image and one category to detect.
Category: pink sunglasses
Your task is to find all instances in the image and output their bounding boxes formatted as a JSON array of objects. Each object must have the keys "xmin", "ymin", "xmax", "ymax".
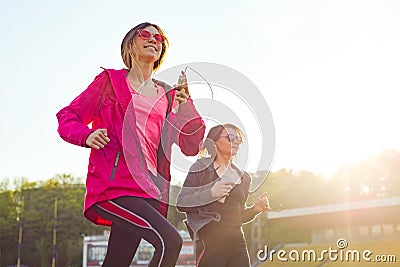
[{"xmin": 137, "ymin": 29, "xmax": 166, "ymax": 44}]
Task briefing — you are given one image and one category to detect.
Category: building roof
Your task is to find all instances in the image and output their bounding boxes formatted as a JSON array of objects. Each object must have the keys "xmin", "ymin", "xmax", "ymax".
[
  {"xmin": 266, "ymin": 196, "xmax": 400, "ymax": 228},
  {"xmin": 268, "ymin": 196, "xmax": 400, "ymax": 219}
]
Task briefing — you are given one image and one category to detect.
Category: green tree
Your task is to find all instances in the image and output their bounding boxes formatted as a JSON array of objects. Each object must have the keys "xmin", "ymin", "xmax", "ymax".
[
  {"xmin": 0, "ymin": 188, "xmax": 18, "ymax": 267},
  {"xmin": 35, "ymin": 236, "xmax": 49, "ymax": 267},
  {"xmin": 249, "ymin": 168, "xmax": 325, "ymax": 209},
  {"xmin": 0, "ymin": 174, "xmax": 104, "ymax": 267},
  {"xmin": 325, "ymin": 149, "xmax": 400, "ymax": 203}
]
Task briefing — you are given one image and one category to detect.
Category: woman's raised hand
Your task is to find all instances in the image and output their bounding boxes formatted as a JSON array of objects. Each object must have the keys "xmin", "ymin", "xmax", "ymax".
[
  {"xmin": 174, "ymin": 70, "xmax": 190, "ymax": 105},
  {"xmin": 253, "ymin": 192, "xmax": 270, "ymax": 213}
]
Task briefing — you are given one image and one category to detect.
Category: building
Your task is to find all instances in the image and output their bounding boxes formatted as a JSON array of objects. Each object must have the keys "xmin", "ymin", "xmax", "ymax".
[
  {"xmin": 253, "ymin": 196, "xmax": 400, "ymax": 267},
  {"xmin": 82, "ymin": 230, "xmax": 195, "ymax": 267}
]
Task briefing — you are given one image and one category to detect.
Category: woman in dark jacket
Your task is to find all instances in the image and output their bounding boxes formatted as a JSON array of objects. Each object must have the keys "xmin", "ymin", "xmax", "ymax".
[{"xmin": 177, "ymin": 123, "xmax": 269, "ymax": 267}]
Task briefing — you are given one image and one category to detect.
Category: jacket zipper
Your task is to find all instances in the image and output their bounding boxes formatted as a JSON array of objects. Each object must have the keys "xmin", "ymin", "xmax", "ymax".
[
  {"xmin": 133, "ymin": 136, "xmax": 162, "ymax": 199},
  {"xmin": 110, "ymin": 151, "xmax": 121, "ymax": 181}
]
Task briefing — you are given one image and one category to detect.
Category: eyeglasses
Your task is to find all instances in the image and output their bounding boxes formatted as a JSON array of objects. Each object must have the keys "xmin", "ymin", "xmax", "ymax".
[
  {"xmin": 220, "ymin": 134, "xmax": 243, "ymax": 144},
  {"xmin": 137, "ymin": 29, "xmax": 166, "ymax": 44}
]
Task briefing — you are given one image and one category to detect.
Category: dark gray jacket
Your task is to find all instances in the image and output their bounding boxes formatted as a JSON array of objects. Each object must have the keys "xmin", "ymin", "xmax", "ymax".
[{"xmin": 177, "ymin": 157, "xmax": 260, "ymax": 241}]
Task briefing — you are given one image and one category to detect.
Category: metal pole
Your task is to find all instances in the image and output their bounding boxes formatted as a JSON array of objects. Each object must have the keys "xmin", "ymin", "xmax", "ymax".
[
  {"xmin": 51, "ymin": 198, "xmax": 57, "ymax": 267},
  {"xmin": 17, "ymin": 196, "xmax": 24, "ymax": 267}
]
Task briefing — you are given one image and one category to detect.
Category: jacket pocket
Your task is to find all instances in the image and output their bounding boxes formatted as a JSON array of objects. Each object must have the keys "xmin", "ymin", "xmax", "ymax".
[{"xmin": 110, "ymin": 151, "xmax": 121, "ymax": 181}]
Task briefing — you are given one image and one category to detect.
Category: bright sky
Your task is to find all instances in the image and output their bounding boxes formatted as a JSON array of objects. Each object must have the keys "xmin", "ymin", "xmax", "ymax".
[{"xmin": 1, "ymin": 0, "xmax": 400, "ymax": 183}]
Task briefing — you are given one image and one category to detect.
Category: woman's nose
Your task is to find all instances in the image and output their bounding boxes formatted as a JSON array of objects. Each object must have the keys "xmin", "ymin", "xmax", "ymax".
[{"xmin": 147, "ymin": 35, "xmax": 157, "ymax": 43}]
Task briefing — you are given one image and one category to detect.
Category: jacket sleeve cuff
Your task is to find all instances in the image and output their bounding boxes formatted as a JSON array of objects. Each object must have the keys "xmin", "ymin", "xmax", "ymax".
[{"xmin": 81, "ymin": 129, "xmax": 94, "ymax": 147}]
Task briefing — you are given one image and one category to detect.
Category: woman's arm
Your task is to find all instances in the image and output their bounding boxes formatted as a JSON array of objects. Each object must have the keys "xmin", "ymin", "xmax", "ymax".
[
  {"xmin": 241, "ymin": 192, "xmax": 270, "ymax": 224},
  {"xmin": 176, "ymin": 161, "xmax": 223, "ymax": 212},
  {"xmin": 56, "ymin": 71, "xmax": 107, "ymax": 147},
  {"xmin": 239, "ymin": 173, "xmax": 269, "ymax": 223},
  {"xmin": 170, "ymin": 99, "xmax": 205, "ymax": 156},
  {"xmin": 241, "ymin": 204, "xmax": 261, "ymax": 224},
  {"xmin": 176, "ymin": 170, "xmax": 215, "ymax": 213}
]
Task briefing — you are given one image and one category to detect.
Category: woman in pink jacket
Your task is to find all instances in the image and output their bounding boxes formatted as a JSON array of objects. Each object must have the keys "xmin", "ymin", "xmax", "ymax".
[{"xmin": 57, "ymin": 22, "xmax": 205, "ymax": 267}]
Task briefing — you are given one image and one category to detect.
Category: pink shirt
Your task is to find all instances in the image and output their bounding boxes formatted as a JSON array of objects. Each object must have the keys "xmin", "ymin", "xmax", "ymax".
[{"xmin": 127, "ymin": 78, "xmax": 169, "ymax": 176}]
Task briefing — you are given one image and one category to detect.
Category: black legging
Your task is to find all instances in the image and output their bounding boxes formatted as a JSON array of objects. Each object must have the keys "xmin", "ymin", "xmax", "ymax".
[
  {"xmin": 196, "ymin": 223, "xmax": 250, "ymax": 267},
  {"xmin": 94, "ymin": 196, "xmax": 182, "ymax": 267}
]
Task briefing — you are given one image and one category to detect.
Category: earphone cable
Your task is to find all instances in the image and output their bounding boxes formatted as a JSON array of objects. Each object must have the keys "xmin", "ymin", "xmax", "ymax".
[{"xmin": 163, "ymin": 65, "xmax": 214, "ymax": 136}]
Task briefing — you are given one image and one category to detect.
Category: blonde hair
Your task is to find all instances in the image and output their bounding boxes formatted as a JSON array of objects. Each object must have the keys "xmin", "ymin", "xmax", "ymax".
[{"xmin": 121, "ymin": 22, "xmax": 169, "ymax": 71}]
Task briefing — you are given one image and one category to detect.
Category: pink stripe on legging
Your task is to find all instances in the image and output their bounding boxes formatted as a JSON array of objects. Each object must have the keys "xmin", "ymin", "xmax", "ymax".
[
  {"xmin": 196, "ymin": 240, "xmax": 206, "ymax": 267},
  {"xmin": 97, "ymin": 200, "xmax": 151, "ymax": 228}
]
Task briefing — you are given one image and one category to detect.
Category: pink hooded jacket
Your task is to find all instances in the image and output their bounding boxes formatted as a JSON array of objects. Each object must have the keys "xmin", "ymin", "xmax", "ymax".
[{"xmin": 57, "ymin": 68, "xmax": 205, "ymax": 226}]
